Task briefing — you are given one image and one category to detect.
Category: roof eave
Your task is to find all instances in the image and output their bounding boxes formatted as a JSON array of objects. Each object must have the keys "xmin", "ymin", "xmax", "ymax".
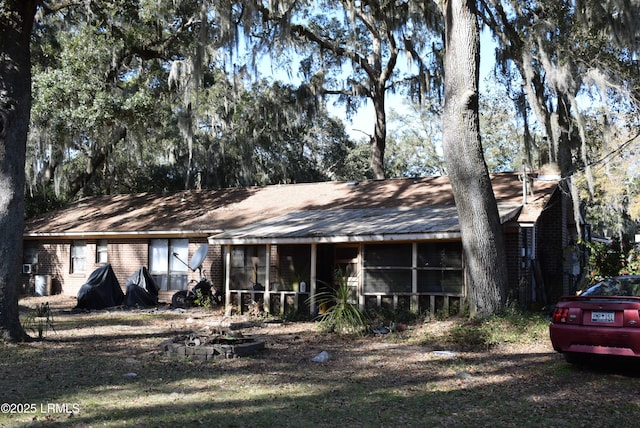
[
  {"xmin": 23, "ymin": 230, "xmax": 223, "ymax": 240},
  {"xmin": 208, "ymin": 232, "xmax": 463, "ymax": 245}
]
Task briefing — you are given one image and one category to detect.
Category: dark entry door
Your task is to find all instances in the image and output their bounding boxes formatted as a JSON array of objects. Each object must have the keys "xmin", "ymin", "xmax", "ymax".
[{"xmin": 334, "ymin": 244, "xmax": 359, "ymax": 304}]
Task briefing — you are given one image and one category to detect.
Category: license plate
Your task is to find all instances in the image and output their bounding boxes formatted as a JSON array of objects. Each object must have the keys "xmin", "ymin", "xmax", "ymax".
[{"xmin": 591, "ymin": 311, "xmax": 615, "ymax": 323}]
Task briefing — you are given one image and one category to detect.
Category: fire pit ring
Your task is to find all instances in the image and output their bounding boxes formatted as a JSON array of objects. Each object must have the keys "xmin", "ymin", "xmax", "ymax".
[{"xmin": 162, "ymin": 333, "xmax": 265, "ymax": 361}]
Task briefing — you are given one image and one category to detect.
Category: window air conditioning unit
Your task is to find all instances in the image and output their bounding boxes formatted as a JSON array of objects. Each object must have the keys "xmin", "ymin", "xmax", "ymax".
[{"xmin": 22, "ymin": 264, "xmax": 32, "ymax": 274}]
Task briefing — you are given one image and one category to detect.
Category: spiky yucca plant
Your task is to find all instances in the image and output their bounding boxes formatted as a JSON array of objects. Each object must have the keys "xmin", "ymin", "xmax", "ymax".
[{"xmin": 312, "ymin": 271, "xmax": 368, "ymax": 336}]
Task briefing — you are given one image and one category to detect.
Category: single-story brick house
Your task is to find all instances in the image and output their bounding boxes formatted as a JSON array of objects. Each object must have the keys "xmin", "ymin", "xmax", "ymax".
[{"xmin": 22, "ymin": 172, "xmax": 577, "ymax": 315}]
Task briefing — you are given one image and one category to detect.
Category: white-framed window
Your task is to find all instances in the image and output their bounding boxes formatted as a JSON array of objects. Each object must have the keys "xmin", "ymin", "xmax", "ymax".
[
  {"xmin": 71, "ymin": 240, "xmax": 87, "ymax": 273},
  {"xmin": 149, "ymin": 239, "xmax": 189, "ymax": 291},
  {"xmin": 96, "ymin": 240, "xmax": 108, "ymax": 264}
]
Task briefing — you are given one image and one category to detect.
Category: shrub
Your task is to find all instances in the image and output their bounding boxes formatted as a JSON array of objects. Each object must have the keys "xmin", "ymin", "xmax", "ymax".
[
  {"xmin": 23, "ymin": 302, "xmax": 56, "ymax": 339},
  {"xmin": 311, "ymin": 272, "xmax": 368, "ymax": 336}
]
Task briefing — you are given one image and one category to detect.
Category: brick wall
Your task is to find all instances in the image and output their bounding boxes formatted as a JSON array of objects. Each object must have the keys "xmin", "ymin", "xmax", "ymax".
[
  {"xmin": 108, "ymin": 240, "xmax": 149, "ymax": 284},
  {"xmin": 21, "ymin": 240, "xmax": 70, "ymax": 295},
  {"xmin": 536, "ymin": 190, "xmax": 566, "ymax": 304},
  {"xmin": 22, "ymin": 237, "xmax": 218, "ymax": 303},
  {"xmin": 206, "ymin": 243, "xmax": 224, "ymax": 291},
  {"xmin": 503, "ymin": 227, "xmax": 524, "ymax": 305}
]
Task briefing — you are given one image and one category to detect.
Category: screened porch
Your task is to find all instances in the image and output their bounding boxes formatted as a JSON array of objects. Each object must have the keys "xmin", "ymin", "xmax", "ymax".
[{"xmin": 219, "ymin": 241, "xmax": 466, "ymax": 317}]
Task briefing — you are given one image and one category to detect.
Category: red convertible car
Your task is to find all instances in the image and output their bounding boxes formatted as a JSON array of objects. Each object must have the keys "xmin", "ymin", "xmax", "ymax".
[{"xmin": 549, "ymin": 275, "xmax": 640, "ymax": 363}]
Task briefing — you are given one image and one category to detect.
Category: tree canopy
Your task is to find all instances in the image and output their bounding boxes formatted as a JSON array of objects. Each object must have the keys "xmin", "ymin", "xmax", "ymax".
[
  {"xmin": 234, "ymin": 0, "xmax": 444, "ymax": 178},
  {"xmin": 25, "ymin": 0, "xmax": 372, "ymax": 217},
  {"xmin": 480, "ymin": 0, "xmax": 640, "ymax": 237}
]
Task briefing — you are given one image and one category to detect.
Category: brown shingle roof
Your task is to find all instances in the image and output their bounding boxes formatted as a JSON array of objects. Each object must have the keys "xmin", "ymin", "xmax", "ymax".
[{"xmin": 23, "ymin": 173, "xmax": 557, "ymax": 238}]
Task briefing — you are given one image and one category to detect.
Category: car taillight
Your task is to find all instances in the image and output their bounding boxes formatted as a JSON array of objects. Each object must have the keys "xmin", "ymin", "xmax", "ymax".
[{"xmin": 552, "ymin": 307, "xmax": 569, "ymax": 323}]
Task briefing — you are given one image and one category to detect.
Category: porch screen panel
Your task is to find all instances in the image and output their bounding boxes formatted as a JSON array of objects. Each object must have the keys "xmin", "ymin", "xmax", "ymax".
[
  {"xmin": 417, "ymin": 270, "xmax": 464, "ymax": 293},
  {"xmin": 364, "ymin": 244, "xmax": 412, "ymax": 267},
  {"xmin": 278, "ymin": 244, "xmax": 311, "ymax": 291},
  {"xmin": 417, "ymin": 242, "xmax": 462, "ymax": 268},
  {"xmin": 364, "ymin": 270, "xmax": 412, "ymax": 293},
  {"xmin": 417, "ymin": 242, "xmax": 463, "ymax": 294},
  {"xmin": 229, "ymin": 246, "xmax": 267, "ymax": 289},
  {"xmin": 363, "ymin": 244, "xmax": 412, "ymax": 293}
]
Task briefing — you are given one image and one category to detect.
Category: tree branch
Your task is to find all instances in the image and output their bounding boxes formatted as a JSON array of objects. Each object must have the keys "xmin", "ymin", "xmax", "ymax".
[{"xmin": 290, "ymin": 23, "xmax": 376, "ymax": 81}]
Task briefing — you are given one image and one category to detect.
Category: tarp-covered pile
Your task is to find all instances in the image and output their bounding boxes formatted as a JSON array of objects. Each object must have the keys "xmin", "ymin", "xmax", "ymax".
[
  {"xmin": 124, "ymin": 267, "xmax": 158, "ymax": 308},
  {"xmin": 75, "ymin": 264, "xmax": 124, "ymax": 310},
  {"xmin": 75, "ymin": 265, "xmax": 159, "ymax": 310}
]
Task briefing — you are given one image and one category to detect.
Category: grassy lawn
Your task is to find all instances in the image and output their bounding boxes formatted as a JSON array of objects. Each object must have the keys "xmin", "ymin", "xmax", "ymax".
[{"xmin": 1, "ymin": 296, "xmax": 639, "ymax": 427}]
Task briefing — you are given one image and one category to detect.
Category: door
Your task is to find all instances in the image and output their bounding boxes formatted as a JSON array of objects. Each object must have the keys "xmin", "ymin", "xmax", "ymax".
[{"xmin": 335, "ymin": 245, "xmax": 360, "ymax": 304}]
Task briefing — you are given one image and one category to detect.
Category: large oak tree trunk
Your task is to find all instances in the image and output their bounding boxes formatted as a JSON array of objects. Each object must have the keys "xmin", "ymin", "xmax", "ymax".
[
  {"xmin": 0, "ymin": 1, "xmax": 38, "ymax": 341},
  {"xmin": 442, "ymin": 0, "xmax": 507, "ymax": 316}
]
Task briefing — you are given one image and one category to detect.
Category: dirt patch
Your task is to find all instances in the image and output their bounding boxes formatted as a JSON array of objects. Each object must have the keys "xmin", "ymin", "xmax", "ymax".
[
  {"xmin": 6, "ymin": 295, "xmax": 640, "ymax": 427},
  {"xmin": 8, "ymin": 294, "xmax": 587, "ymax": 372}
]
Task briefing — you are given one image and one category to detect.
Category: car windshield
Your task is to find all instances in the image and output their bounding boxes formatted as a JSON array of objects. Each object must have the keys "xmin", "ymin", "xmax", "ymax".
[{"xmin": 581, "ymin": 277, "xmax": 640, "ymax": 297}]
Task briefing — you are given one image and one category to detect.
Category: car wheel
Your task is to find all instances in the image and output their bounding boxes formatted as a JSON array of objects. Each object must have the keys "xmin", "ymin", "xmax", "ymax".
[{"xmin": 564, "ymin": 352, "xmax": 586, "ymax": 365}]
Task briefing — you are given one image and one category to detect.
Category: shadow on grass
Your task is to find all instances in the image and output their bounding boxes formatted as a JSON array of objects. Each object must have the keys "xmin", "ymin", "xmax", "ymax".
[{"xmin": 2, "ymin": 308, "xmax": 640, "ymax": 427}]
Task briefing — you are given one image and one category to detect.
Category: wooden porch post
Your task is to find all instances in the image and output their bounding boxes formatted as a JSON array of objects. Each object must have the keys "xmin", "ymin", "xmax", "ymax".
[
  {"xmin": 264, "ymin": 244, "xmax": 271, "ymax": 314},
  {"xmin": 358, "ymin": 243, "xmax": 364, "ymax": 311},
  {"xmin": 412, "ymin": 242, "xmax": 418, "ymax": 312},
  {"xmin": 224, "ymin": 245, "xmax": 231, "ymax": 315},
  {"xmin": 310, "ymin": 243, "xmax": 317, "ymax": 316}
]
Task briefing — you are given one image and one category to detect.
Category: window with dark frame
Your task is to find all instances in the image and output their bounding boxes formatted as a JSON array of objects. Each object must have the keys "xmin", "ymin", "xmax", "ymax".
[
  {"xmin": 22, "ymin": 242, "xmax": 38, "ymax": 274},
  {"xmin": 23, "ymin": 242, "xmax": 38, "ymax": 265}
]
